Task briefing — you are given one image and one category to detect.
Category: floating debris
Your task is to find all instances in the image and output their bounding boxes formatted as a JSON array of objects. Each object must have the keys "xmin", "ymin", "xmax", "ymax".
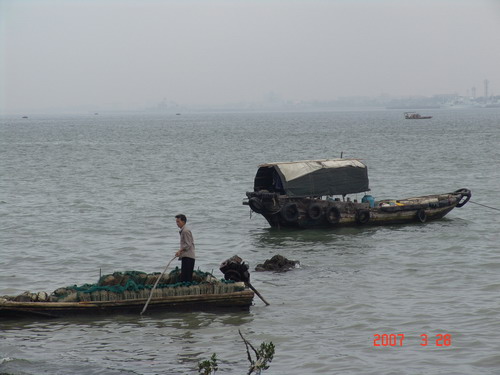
[{"xmin": 255, "ymin": 255, "xmax": 299, "ymax": 272}]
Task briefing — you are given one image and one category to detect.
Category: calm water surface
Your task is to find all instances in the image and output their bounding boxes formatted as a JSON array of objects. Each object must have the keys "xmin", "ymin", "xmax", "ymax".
[{"xmin": 1, "ymin": 109, "xmax": 499, "ymax": 374}]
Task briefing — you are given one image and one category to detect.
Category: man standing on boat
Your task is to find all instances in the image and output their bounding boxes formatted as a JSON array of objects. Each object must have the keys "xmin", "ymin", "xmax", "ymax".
[{"xmin": 175, "ymin": 214, "xmax": 196, "ymax": 282}]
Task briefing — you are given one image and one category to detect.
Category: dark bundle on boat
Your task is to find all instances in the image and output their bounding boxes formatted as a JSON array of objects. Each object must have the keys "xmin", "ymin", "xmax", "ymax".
[
  {"xmin": 220, "ymin": 255, "xmax": 270, "ymax": 306},
  {"xmin": 220, "ymin": 255, "xmax": 250, "ymax": 283},
  {"xmin": 255, "ymin": 255, "xmax": 299, "ymax": 272}
]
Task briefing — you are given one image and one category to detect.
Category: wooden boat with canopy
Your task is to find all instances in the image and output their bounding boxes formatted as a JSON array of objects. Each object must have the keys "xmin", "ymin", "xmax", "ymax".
[{"xmin": 243, "ymin": 158, "xmax": 471, "ymax": 229}]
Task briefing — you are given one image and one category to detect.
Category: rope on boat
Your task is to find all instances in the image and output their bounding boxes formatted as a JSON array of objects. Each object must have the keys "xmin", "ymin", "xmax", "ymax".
[{"xmin": 469, "ymin": 200, "xmax": 500, "ymax": 212}]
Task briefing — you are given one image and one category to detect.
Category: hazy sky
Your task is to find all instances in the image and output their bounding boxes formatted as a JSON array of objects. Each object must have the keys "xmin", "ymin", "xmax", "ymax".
[{"xmin": 1, "ymin": 0, "xmax": 500, "ymax": 113}]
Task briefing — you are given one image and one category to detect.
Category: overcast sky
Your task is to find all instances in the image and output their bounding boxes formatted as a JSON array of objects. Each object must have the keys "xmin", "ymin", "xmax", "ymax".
[{"xmin": 1, "ymin": 0, "xmax": 500, "ymax": 113}]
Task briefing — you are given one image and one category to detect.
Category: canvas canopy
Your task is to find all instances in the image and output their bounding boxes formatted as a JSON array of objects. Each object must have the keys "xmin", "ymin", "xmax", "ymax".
[{"xmin": 254, "ymin": 159, "xmax": 369, "ymax": 197}]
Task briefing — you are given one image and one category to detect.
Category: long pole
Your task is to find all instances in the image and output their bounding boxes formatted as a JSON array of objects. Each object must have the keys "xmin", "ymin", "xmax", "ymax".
[
  {"xmin": 246, "ymin": 281, "xmax": 270, "ymax": 306},
  {"xmin": 140, "ymin": 256, "xmax": 177, "ymax": 315}
]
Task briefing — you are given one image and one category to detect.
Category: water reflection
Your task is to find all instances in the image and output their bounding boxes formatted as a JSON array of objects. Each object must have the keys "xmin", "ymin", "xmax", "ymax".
[
  {"xmin": 1, "ymin": 310, "xmax": 255, "ymax": 375},
  {"xmin": 251, "ymin": 225, "xmax": 381, "ymax": 248},
  {"xmin": 1, "ymin": 310, "xmax": 253, "ymax": 331}
]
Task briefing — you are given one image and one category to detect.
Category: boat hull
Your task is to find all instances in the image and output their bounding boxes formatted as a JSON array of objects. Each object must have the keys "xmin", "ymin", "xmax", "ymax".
[
  {"xmin": 0, "ymin": 290, "xmax": 254, "ymax": 318},
  {"xmin": 244, "ymin": 189, "xmax": 471, "ymax": 229}
]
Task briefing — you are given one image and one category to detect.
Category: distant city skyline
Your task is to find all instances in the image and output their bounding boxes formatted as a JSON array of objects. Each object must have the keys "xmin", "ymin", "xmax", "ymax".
[{"xmin": 2, "ymin": 0, "xmax": 500, "ymax": 114}]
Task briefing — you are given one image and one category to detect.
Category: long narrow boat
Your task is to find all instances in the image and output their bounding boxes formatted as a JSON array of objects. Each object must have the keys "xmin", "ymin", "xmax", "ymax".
[
  {"xmin": 243, "ymin": 159, "xmax": 471, "ymax": 229},
  {"xmin": 0, "ymin": 269, "xmax": 254, "ymax": 318},
  {"xmin": 404, "ymin": 112, "xmax": 432, "ymax": 119}
]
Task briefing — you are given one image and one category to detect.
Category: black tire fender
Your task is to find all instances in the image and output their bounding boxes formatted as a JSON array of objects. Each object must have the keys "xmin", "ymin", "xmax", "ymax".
[
  {"xmin": 454, "ymin": 188, "xmax": 471, "ymax": 208},
  {"xmin": 307, "ymin": 203, "xmax": 323, "ymax": 220},
  {"xmin": 248, "ymin": 197, "xmax": 264, "ymax": 213},
  {"xmin": 325, "ymin": 206, "xmax": 341, "ymax": 224},
  {"xmin": 355, "ymin": 209, "xmax": 370, "ymax": 225},
  {"xmin": 280, "ymin": 202, "xmax": 299, "ymax": 223},
  {"xmin": 416, "ymin": 209, "xmax": 427, "ymax": 223}
]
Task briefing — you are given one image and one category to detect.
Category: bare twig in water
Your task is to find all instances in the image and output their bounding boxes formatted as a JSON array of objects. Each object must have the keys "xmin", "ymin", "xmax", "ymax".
[
  {"xmin": 197, "ymin": 331, "xmax": 275, "ymax": 375},
  {"xmin": 238, "ymin": 329, "xmax": 275, "ymax": 375}
]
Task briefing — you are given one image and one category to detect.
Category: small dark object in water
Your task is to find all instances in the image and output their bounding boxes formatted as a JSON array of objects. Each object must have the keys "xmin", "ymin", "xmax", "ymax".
[{"xmin": 255, "ymin": 255, "xmax": 299, "ymax": 272}]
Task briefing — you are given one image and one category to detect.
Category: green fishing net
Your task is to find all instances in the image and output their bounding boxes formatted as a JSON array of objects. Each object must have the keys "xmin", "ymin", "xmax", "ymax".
[{"xmin": 49, "ymin": 267, "xmax": 241, "ymax": 302}]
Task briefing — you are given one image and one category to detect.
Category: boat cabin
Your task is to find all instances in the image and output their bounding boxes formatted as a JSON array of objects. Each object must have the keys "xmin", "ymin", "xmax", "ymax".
[{"xmin": 252, "ymin": 159, "xmax": 370, "ymax": 197}]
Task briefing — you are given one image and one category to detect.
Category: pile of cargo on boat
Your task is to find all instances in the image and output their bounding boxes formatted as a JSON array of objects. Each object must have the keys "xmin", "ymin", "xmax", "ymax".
[
  {"xmin": 0, "ymin": 266, "xmax": 255, "ymax": 318},
  {"xmin": 3, "ymin": 268, "xmax": 244, "ymax": 303}
]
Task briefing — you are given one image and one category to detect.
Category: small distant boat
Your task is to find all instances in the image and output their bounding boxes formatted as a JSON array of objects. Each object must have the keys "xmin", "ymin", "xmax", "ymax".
[
  {"xmin": 404, "ymin": 112, "xmax": 432, "ymax": 119},
  {"xmin": 22, "ymin": 116, "xmax": 28, "ymax": 119}
]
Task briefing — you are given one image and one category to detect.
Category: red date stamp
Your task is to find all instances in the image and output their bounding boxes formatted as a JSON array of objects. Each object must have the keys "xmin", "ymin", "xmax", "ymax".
[{"xmin": 373, "ymin": 334, "xmax": 452, "ymax": 347}]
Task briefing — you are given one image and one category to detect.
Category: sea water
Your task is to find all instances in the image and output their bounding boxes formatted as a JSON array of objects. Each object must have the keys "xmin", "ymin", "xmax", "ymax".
[{"xmin": 1, "ymin": 109, "xmax": 499, "ymax": 374}]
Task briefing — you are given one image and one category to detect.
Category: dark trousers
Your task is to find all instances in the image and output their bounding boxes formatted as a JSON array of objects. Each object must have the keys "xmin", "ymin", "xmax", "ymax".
[{"xmin": 180, "ymin": 257, "xmax": 195, "ymax": 282}]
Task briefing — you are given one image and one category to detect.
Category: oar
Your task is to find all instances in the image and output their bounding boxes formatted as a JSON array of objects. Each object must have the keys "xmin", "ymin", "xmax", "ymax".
[
  {"xmin": 245, "ymin": 281, "xmax": 270, "ymax": 306},
  {"xmin": 140, "ymin": 255, "xmax": 177, "ymax": 315}
]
